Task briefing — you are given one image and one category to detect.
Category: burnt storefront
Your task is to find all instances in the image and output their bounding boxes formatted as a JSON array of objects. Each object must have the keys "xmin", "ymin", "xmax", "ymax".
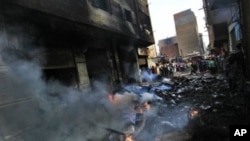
[
  {"xmin": 0, "ymin": 0, "xmax": 154, "ymax": 90},
  {"xmin": 0, "ymin": 0, "xmax": 155, "ymax": 140}
]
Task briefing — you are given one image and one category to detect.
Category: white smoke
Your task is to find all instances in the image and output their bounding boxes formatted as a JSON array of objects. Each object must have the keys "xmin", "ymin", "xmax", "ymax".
[
  {"xmin": 0, "ymin": 26, "xmax": 192, "ymax": 141},
  {"xmin": 140, "ymin": 69, "xmax": 158, "ymax": 82},
  {"xmin": 0, "ymin": 30, "xmax": 133, "ymax": 141}
]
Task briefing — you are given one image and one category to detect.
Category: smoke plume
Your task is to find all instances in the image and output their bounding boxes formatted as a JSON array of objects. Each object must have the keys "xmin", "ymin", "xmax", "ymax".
[
  {"xmin": 0, "ymin": 29, "xmax": 132, "ymax": 141},
  {"xmin": 0, "ymin": 26, "xmax": 191, "ymax": 141}
]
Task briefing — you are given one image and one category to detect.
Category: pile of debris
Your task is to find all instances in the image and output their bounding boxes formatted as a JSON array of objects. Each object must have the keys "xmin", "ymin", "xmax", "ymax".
[
  {"xmin": 109, "ymin": 72, "xmax": 249, "ymax": 141},
  {"xmin": 154, "ymin": 73, "xmax": 248, "ymax": 127}
]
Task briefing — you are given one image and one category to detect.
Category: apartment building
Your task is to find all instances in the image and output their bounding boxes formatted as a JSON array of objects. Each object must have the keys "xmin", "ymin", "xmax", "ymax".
[
  {"xmin": 158, "ymin": 36, "xmax": 180, "ymax": 61},
  {"xmin": 0, "ymin": 0, "xmax": 154, "ymax": 89},
  {"xmin": 174, "ymin": 9, "xmax": 201, "ymax": 58},
  {"xmin": 0, "ymin": 0, "xmax": 155, "ymax": 140}
]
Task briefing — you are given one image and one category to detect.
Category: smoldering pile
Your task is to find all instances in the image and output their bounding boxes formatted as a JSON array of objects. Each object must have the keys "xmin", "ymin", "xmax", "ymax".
[
  {"xmin": 112, "ymin": 72, "xmax": 248, "ymax": 141},
  {"xmin": 154, "ymin": 73, "xmax": 248, "ymax": 127}
]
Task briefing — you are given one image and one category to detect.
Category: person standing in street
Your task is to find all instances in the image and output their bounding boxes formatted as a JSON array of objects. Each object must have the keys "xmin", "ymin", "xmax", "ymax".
[{"xmin": 227, "ymin": 43, "xmax": 246, "ymax": 91}]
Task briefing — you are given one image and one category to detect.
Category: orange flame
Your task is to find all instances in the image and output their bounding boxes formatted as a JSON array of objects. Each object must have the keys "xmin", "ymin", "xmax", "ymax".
[
  {"xmin": 108, "ymin": 94, "xmax": 118, "ymax": 104},
  {"xmin": 190, "ymin": 110, "xmax": 199, "ymax": 118},
  {"xmin": 125, "ymin": 134, "xmax": 134, "ymax": 141}
]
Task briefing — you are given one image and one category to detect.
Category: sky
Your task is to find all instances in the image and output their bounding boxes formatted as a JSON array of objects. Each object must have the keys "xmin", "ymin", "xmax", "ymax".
[{"xmin": 148, "ymin": 0, "xmax": 209, "ymax": 52}]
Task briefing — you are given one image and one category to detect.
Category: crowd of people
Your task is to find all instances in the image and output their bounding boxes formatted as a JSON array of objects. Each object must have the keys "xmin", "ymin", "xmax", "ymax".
[
  {"xmin": 145, "ymin": 56, "xmax": 220, "ymax": 79},
  {"xmin": 147, "ymin": 62, "xmax": 189, "ymax": 79},
  {"xmin": 141, "ymin": 43, "xmax": 246, "ymax": 92}
]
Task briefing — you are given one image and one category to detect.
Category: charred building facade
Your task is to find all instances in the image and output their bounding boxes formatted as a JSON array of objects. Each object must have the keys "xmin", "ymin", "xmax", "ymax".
[
  {"xmin": 203, "ymin": 0, "xmax": 240, "ymax": 53},
  {"xmin": 0, "ymin": 0, "xmax": 154, "ymax": 90},
  {"xmin": 0, "ymin": 0, "xmax": 154, "ymax": 140},
  {"xmin": 203, "ymin": 0, "xmax": 250, "ymax": 80}
]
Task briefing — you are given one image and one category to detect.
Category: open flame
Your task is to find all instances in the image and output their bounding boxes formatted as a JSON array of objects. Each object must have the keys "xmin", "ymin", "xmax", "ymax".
[
  {"xmin": 108, "ymin": 94, "xmax": 118, "ymax": 104},
  {"xmin": 189, "ymin": 109, "xmax": 199, "ymax": 119},
  {"xmin": 107, "ymin": 93, "xmax": 153, "ymax": 141},
  {"xmin": 108, "ymin": 93, "xmax": 137, "ymax": 106},
  {"xmin": 125, "ymin": 134, "xmax": 134, "ymax": 141},
  {"xmin": 191, "ymin": 110, "xmax": 199, "ymax": 117}
]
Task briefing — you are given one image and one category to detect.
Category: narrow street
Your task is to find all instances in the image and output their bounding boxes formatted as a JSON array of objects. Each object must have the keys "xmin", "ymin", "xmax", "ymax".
[{"xmin": 1, "ymin": 0, "xmax": 250, "ymax": 141}]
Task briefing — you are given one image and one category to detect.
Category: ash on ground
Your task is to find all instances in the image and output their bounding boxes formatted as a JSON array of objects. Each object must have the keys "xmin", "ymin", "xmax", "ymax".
[{"xmin": 116, "ymin": 72, "xmax": 249, "ymax": 141}]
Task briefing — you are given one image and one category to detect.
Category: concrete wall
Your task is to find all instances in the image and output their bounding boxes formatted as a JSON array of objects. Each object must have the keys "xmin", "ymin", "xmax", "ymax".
[
  {"xmin": 174, "ymin": 9, "xmax": 200, "ymax": 57},
  {"xmin": 138, "ymin": 44, "xmax": 157, "ymax": 58},
  {"xmin": 0, "ymin": 14, "xmax": 41, "ymax": 139},
  {"xmin": 118, "ymin": 45, "xmax": 141, "ymax": 83},
  {"xmin": 175, "ymin": 21, "xmax": 200, "ymax": 57}
]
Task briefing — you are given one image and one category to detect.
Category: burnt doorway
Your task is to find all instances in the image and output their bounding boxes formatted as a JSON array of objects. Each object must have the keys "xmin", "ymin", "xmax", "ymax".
[
  {"xmin": 42, "ymin": 67, "xmax": 78, "ymax": 87},
  {"xmin": 85, "ymin": 48, "xmax": 112, "ymax": 90}
]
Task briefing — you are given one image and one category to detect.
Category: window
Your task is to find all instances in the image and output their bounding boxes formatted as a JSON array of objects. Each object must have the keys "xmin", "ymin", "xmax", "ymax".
[
  {"xmin": 124, "ymin": 9, "xmax": 132, "ymax": 22},
  {"xmin": 92, "ymin": 0, "xmax": 109, "ymax": 11},
  {"xmin": 111, "ymin": 2, "xmax": 122, "ymax": 17},
  {"xmin": 139, "ymin": 11, "xmax": 151, "ymax": 30}
]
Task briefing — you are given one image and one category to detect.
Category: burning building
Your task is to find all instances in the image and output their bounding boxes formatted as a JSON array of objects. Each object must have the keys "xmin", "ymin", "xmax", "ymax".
[
  {"xmin": 0, "ymin": 0, "xmax": 155, "ymax": 140},
  {"xmin": 0, "ymin": 0, "xmax": 154, "ymax": 89}
]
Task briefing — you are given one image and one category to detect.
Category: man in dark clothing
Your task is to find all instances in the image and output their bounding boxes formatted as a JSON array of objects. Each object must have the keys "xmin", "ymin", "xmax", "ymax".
[
  {"xmin": 227, "ymin": 43, "xmax": 246, "ymax": 91},
  {"xmin": 190, "ymin": 61, "xmax": 198, "ymax": 75}
]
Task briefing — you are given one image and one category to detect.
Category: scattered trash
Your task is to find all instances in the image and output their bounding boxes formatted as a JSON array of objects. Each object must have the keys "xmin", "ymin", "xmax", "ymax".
[{"xmin": 108, "ymin": 72, "xmax": 248, "ymax": 141}]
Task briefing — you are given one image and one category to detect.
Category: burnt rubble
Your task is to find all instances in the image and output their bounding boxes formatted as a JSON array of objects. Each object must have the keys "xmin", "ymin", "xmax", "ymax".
[
  {"xmin": 157, "ymin": 73, "xmax": 248, "ymax": 126},
  {"xmin": 112, "ymin": 72, "xmax": 249, "ymax": 141}
]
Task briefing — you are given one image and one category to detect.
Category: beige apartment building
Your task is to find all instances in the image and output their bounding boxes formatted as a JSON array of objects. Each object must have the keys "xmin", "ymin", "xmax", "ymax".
[{"xmin": 174, "ymin": 9, "xmax": 201, "ymax": 58}]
